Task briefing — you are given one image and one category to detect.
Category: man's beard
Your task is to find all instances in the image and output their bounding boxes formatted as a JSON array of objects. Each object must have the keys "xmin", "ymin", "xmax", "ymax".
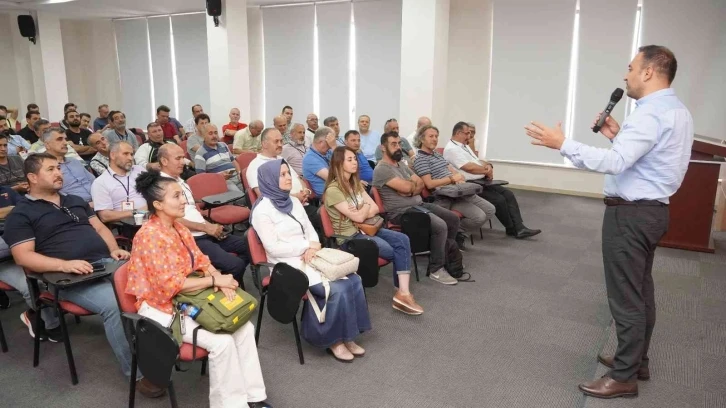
[
  {"xmin": 70, "ymin": 120, "xmax": 81, "ymax": 127},
  {"xmin": 389, "ymin": 148, "xmax": 403, "ymax": 162}
]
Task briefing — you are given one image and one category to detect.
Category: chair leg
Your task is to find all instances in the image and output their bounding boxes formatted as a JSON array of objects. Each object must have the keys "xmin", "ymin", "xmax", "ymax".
[
  {"xmin": 470, "ymin": 234, "xmax": 474, "ymax": 245},
  {"xmin": 74, "ymin": 316, "xmax": 81, "ymax": 324},
  {"xmin": 33, "ymin": 304, "xmax": 43, "ymax": 367},
  {"xmin": 292, "ymin": 319, "xmax": 304, "ymax": 365},
  {"xmin": 58, "ymin": 309, "xmax": 79, "ymax": 385},
  {"xmin": 412, "ymin": 256, "xmax": 420, "ymax": 281},
  {"xmin": 168, "ymin": 381, "xmax": 179, "ymax": 408},
  {"xmin": 488, "ymin": 219, "xmax": 492, "ymax": 229},
  {"xmin": 254, "ymin": 292, "xmax": 266, "ymax": 344},
  {"xmin": 128, "ymin": 352, "xmax": 138, "ymax": 408},
  {"xmin": 200, "ymin": 358, "xmax": 207, "ymax": 376},
  {"xmin": 0, "ymin": 320, "xmax": 7, "ymax": 353}
]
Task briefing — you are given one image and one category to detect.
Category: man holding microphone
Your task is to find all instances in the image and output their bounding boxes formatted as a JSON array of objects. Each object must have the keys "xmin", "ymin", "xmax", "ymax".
[{"xmin": 525, "ymin": 45, "xmax": 693, "ymax": 399}]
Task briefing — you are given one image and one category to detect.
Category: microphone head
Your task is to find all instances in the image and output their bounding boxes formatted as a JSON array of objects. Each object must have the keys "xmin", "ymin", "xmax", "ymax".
[{"xmin": 611, "ymin": 88, "xmax": 624, "ymax": 103}]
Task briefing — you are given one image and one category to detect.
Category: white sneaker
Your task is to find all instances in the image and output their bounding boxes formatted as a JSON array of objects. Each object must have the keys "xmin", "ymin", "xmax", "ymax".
[{"xmin": 429, "ymin": 268, "xmax": 458, "ymax": 285}]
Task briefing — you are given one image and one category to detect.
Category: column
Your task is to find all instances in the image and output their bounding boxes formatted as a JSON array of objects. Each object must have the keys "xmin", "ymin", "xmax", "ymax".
[
  {"xmin": 32, "ymin": 12, "xmax": 70, "ymax": 122},
  {"xmin": 398, "ymin": 0, "xmax": 450, "ymax": 137},
  {"xmin": 206, "ymin": 0, "xmax": 252, "ymax": 123}
]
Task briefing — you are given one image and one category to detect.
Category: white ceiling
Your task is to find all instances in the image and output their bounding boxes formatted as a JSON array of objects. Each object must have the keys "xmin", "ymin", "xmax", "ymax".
[{"xmin": 0, "ymin": 0, "xmax": 317, "ymax": 19}]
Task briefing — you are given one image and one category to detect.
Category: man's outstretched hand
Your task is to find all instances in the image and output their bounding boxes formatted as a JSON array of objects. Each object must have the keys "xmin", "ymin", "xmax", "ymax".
[{"xmin": 524, "ymin": 121, "xmax": 565, "ymax": 150}]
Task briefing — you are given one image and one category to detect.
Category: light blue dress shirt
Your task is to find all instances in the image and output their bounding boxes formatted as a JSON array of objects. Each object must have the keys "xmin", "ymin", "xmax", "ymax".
[
  {"xmin": 7, "ymin": 134, "xmax": 31, "ymax": 156},
  {"xmin": 60, "ymin": 159, "xmax": 95, "ymax": 202},
  {"xmin": 359, "ymin": 130, "xmax": 381, "ymax": 162},
  {"xmin": 560, "ymin": 88, "xmax": 694, "ymax": 204}
]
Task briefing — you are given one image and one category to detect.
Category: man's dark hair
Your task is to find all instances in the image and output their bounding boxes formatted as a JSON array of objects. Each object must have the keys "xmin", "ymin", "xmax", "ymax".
[
  {"xmin": 156, "ymin": 105, "xmax": 171, "ymax": 114},
  {"xmin": 27, "ymin": 103, "xmax": 39, "ymax": 112},
  {"xmin": 282, "ymin": 105, "xmax": 293, "ymax": 113},
  {"xmin": 147, "ymin": 121, "xmax": 162, "ymax": 131},
  {"xmin": 380, "ymin": 131, "xmax": 400, "ymax": 145},
  {"xmin": 344, "ymin": 130, "xmax": 360, "ymax": 140},
  {"xmin": 191, "ymin": 104, "xmax": 202, "ymax": 113},
  {"xmin": 98, "ymin": 104, "xmax": 108, "ymax": 110},
  {"xmin": 0, "ymin": 105, "xmax": 6, "ymax": 111},
  {"xmin": 452, "ymin": 121, "xmax": 469, "ymax": 136},
  {"xmin": 26, "ymin": 110, "xmax": 40, "ymax": 119},
  {"xmin": 194, "ymin": 113, "xmax": 211, "ymax": 125},
  {"xmin": 24, "ymin": 152, "xmax": 57, "ymax": 177},
  {"xmin": 64, "ymin": 109, "xmax": 78, "ymax": 120},
  {"xmin": 80, "ymin": 113, "xmax": 91, "ymax": 120},
  {"xmin": 33, "ymin": 119, "xmax": 49, "ymax": 132},
  {"xmin": 323, "ymin": 116, "xmax": 338, "ymax": 126},
  {"xmin": 108, "ymin": 110, "xmax": 123, "ymax": 123},
  {"xmin": 63, "ymin": 102, "xmax": 76, "ymax": 112},
  {"xmin": 0, "ymin": 134, "xmax": 8, "ymax": 142},
  {"xmin": 638, "ymin": 45, "xmax": 677, "ymax": 84}
]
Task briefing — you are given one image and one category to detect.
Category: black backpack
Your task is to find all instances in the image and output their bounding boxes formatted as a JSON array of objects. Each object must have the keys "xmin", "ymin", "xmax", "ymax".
[{"xmin": 444, "ymin": 238, "xmax": 473, "ymax": 282}]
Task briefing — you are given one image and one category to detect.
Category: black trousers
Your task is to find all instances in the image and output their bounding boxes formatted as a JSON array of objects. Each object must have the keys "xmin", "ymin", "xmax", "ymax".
[
  {"xmin": 478, "ymin": 185, "xmax": 523, "ymax": 231},
  {"xmin": 601, "ymin": 203, "xmax": 668, "ymax": 382},
  {"xmin": 195, "ymin": 234, "xmax": 250, "ymax": 283}
]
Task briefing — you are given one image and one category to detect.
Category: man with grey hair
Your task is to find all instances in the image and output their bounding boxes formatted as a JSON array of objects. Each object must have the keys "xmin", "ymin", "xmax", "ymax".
[
  {"xmin": 29, "ymin": 120, "xmax": 84, "ymax": 161},
  {"xmin": 323, "ymin": 116, "xmax": 343, "ymax": 147},
  {"xmin": 103, "ymin": 111, "xmax": 139, "ymax": 151},
  {"xmin": 233, "ymin": 120, "xmax": 264, "ymax": 154},
  {"xmin": 467, "ymin": 122, "xmax": 478, "ymax": 153},
  {"xmin": 305, "ymin": 113, "xmax": 318, "ymax": 143},
  {"xmin": 406, "ymin": 116, "xmax": 431, "ymax": 146},
  {"xmin": 273, "ymin": 115, "xmax": 290, "ymax": 144},
  {"xmin": 194, "ymin": 123, "xmax": 243, "ymax": 191},
  {"xmin": 302, "ymin": 126, "xmax": 334, "ymax": 196},
  {"xmin": 281, "ymin": 123, "xmax": 308, "ymax": 175},
  {"xmin": 88, "ymin": 133, "xmax": 111, "ymax": 175},
  {"xmin": 43, "ymin": 127, "xmax": 95, "ymax": 204},
  {"xmin": 91, "ymin": 141, "xmax": 147, "ymax": 223}
]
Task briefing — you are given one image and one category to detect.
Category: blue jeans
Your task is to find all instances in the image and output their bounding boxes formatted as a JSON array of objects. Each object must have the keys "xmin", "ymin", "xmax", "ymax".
[
  {"xmin": 351, "ymin": 228, "xmax": 411, "ymax": 274},
  {"xmin": 53, "ymin": 259, "xmax": 135, "ymax": 379},
  {"xmin": 0, "ymin": 260, "xmax": 60, "ymax": 330}
]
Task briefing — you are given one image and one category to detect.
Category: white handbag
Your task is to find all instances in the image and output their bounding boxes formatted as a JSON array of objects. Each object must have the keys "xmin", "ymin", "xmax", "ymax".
[{"xmin": 306, "ymin": 248, "xmax": 360, "ymax": 323}]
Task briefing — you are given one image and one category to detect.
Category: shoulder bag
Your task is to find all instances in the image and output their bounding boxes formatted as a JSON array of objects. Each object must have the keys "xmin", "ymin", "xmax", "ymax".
[{"xmin": 306, "ymin": 248, "xmax": 359, "ymax": 323}]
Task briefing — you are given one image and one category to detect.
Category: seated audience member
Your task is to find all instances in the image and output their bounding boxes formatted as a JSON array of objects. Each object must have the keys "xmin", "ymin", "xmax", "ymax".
[
  {"xmin": 18, "ymin": 110, "xmax": 41, "ymax": 143},
  {"xmin": 357, "ymin": 114, "xmax": 380, "ymax": 163},
  {"xmin": 444, "ymin": 122, "xmax": 541, "ymax": 239},
  {"xmin": 91, "ymin": 141, "xmax": 147, "ymax": 223},
  {"xmin": 0, "ymin": 106, "xmax": 19, "ymax": 132},
  {"xmin": 343, "ymin": 130, "xmax": 373, "ymax": 185},
  {"xmin": 3, "ymin": 153, "xmax": 164, "ymax": 397},
  {"xmin": 80, "ymin": 113, "xmax": 93, "ymax": 132},
  {"xmin": 135, "ymin": 121, "xmax": 173, "ymax": 171},
  {"xmin": 406, "ymin": 116, "xmax": 431, "ymax": 146},
  {"xmin": 413, "ymin": 126, "xmax": 494, "ymax": 249},
  {"xmin": 186, "ymin": 113, "xmax": 210, "ymax": 157},
  {"xmin": 302, "ymin": 126, "xmax": 334, "ymax": 197},
  {"xmin": 273, "ymin": 115, "xmax": 290, "ymax": 144},
  {"xmin": 0, "ymin": 185, "xmax": 60, "ymax": 342},
  {"xmin": 467, "ymin": 122, "xmax": 479, "ymax": 154},
  {"xmin": 373, "ymin": 132, "xmax": 461, "ymax": 285},
  {"xmin": 233, "ymin": 120, "xmax": 264, "ymax": 155},
  {"xmin": 251, "ymin": 159, "xmax": 370, "ymax": 362},
  {"xmin": 195, "ymin": 124, "xmax": 244, "ymax": 192},
  {"xmin": 103, "ymin": 111, "xmax": 140, "ymax": 151},
  {"xmin": 93, "ymin": 104, "xmax": 110, "ymax": 132},
  {"xmin": 323, "ymin": 116, "xmax": 343, "ymax": 147},
  {"xmin": 0, "ymin": 135, "xmax": 29, "ymax": 193},
  {"xmin": 0, "ymin": 115, "xmax": 31, "ymax": 157},
  {"xmin": 282, "ymin": 105, "xmax": 293, "ymax": 129},
  {"xmin": 222, "ymin": 108, "xmax": 247, "ymax": 144},
  {"xmin": 280, "ymin": 123, "xmax": 308, "ymax": 175},
  {"xmin": 184, "ymin": 104, "xmax": 205, "ymax": 138},
  {"xmin": 43, "ymin": 128, "xmax": 95, "ymax": 204},
  {"xmin": 59, "ymin": 102, "xmax": 77, "ymax": 130},
  {"xmin": 374, "ymin": 119, "xmax": 415, "ymax": 162},
  {"xmin": 305, "ymin": 113, "xmax": 318, "ymax": 144},
  {"xmin": 88, "ymin": 133, "xmax": 111, "ymax": 175},
  {"xmin": 159, "ymin": 144, "xmax": 249, "ymax": 283},
  {"xmin": 324, "ymin": 146, "xmax": 422, "ymax": 316},
  {"xmin": 155, "ymin": 105, "xmax": 183, "ymax": 144},
  {"xmin": 28, "ymin": 119, "xmax": 51, "ymax": 153},
  {"xmin": 126, "ymin": 170, "xmax": 270, "ymax": 408},
  {"xmin": 64, "ymin": 110, "xmax": 96, "ymax": 161}
]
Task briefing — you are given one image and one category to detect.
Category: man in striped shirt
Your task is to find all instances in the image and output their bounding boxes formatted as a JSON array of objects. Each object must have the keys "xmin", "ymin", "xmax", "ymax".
[{"xmin": 194, "ymin": 123, "xmax": 244, "ymax": 192}]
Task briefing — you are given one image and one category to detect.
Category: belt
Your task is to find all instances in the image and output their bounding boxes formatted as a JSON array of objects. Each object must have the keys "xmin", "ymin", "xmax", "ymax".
[{"xmin": 603, "ymin": 197, "xmax": 667, "ymax": 207}]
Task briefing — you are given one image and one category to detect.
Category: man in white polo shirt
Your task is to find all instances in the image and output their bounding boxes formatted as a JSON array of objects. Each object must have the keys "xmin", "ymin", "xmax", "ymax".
[{"xmin": 90, "ymin": 141, "xmax": 147, "ymax": 223}]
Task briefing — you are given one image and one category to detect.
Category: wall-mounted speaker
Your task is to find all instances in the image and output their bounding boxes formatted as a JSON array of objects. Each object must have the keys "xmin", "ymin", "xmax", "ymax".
[
  {"xmin": 207, "ymin": 0, "xmax": 222, "ymax": 27},
  {"xmin": 17, "ymin": 15, "xmax": 36, "ymax": 45}
]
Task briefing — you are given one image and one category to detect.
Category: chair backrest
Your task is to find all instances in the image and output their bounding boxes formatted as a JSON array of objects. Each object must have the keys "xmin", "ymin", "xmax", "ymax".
[
  {"xmin": 319, "ymin": 206, "xmax": 335, "ymax": 239},
  {"xmin": 136, "ymin": 318, "xmax": 179, "ymax": 388},
  {"xmin": 370, "ymin": 187, "xmax": 385, "ymax": 212},
  {"xmin": 345, "ymin": 239, "xmax": 380, "ymax": 288},
  {"xmin": 241, "ymin": 167, "xmax": 258, "ymax": 203},
  {"xmin": 246, "ymin": 227, "xmax": 267, "ymax": 266},
  {"xmin": 302, "ymin": 179, "xmax": 317, "ymax": 199},
  {"xmin": 267, "ymin": 263, "xmax": 309, "ymax": 324},
  {"xmin": 401, "ymin": 211, "xmax": 432, "ymax": 254},
  {"xmin": 435, "ymin": 147, "xmax": 444, "ymax": 154},
  {"xmin": 180, "ymin": 140, "xmax": 190, "ymax": 160},
  {"xmin": 186, "ymin": 173, "xmax": 228, "ymax": 201},
  {"xmin": 112, "ymin": 262, "xmax": 137, "ymax": 313},
  {"xmin": 235, "ymin": 152, "xmax": 256, "ymax": 172}
]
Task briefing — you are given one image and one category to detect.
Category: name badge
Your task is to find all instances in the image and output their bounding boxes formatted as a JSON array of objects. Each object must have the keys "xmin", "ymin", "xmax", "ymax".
[{"xmin": 121, "ymin": 201, "xmax": 134, "ymax": 211}]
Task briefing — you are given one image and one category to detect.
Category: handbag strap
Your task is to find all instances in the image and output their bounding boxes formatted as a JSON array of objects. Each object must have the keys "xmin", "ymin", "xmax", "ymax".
[{"xmin": 306, "ymin": 279, "xmax": 330, "ymax": 324}]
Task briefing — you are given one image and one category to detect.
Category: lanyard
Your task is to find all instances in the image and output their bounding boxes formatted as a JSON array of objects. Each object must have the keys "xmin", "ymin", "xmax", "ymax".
[
  {"xmin": 451, "ymin": 140, "xmax": 478, "ymax": 161},
  {"xmin": 286, "ymin": 213, "xmax": 305, "ymax": 235},
  {"xmin": 180, "ymin": 180, "xmax": 195, "ymax": 205},
  {"xmin": 115, "ymin": 130, "xmax": 128, "ymax": 141},
  {"xmin": 112, "ymin": 173, "xmax": 131, "ymax": 200},
  {"xmin": 287, "ymin": 142, "xmax": 307, "ymax": 157}
]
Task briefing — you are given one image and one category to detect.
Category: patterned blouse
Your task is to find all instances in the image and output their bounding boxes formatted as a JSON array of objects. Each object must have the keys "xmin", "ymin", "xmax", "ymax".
[{"xmin": 126, "ymin": 215, "xmax": 211, "ymax": 313}]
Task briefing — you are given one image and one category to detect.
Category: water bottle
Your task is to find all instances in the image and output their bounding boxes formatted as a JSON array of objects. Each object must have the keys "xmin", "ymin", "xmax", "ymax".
[{"xmin": 180, "ymin": 303, "xmax": 201, "ymax": 320}]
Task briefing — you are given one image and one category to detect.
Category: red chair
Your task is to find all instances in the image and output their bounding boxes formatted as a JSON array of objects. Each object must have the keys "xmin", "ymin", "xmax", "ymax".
[
  {"xmin": 235, "ymin": 152, "xmax": 257, "ymax": 176},
  {"xmin": 0, "ymin": 281, "xmax": 13, "ymax": 352},
  {"xmin": 180, "ymin": 140, "xmax": 191, "ymax": 161},
  {"xmin": 112, "ymin": 262, "xmax": 208, "ymax": 407},
  {"xmin": 241, "ymin": 167, "xmax": 257, "ymax": 205},
  {"xmin": 247, "ymin": 227, "xmax": 307, "ymax": 364},
  {"xmin": 435, "ymin": 147, "xmax": 444, "ymax": 154},
  {"xmin": 186, "ymin": 173, "xmax": 250, "ymax": 226}
]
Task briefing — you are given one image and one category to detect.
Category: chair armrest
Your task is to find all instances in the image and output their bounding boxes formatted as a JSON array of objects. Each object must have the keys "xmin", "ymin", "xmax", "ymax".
[
  {"xmin": 201, "ymin": 191, "xmax": 245, "ymax": 208},
  {"xmin": 27, "ymin": 270, "xmax": 111, "ymax": 289}
]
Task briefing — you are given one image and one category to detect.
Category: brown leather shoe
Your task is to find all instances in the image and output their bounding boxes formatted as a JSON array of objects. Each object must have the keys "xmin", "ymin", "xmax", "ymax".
[
  {"xmin": 579, "ymin": 376, "xmax": 638, "ymax": 399},
  {"xmin": 597, "ymin": 354, "xmax": 650, "ymax": 380},
  {"xmin": 137, "ymin": 378, "xmax": 166, "ymax": 398}
]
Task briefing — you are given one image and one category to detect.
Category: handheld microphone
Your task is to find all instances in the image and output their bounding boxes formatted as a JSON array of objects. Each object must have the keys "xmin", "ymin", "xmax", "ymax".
[{"xmin": 592, "ymin": 88, "xmax": 624, "ymax": 133}]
